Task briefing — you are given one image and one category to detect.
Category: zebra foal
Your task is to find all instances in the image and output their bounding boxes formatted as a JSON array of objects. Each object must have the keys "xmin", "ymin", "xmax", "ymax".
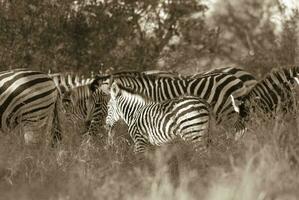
[
  {"xmin": 106, "ymin": 82, "xmax": 211, "ymax": 153},
  {"xmin": 50, "ymin": 72, "xmax": 110, "ymax": 135},
  {"xmin": 65, "ymin": 84, "xmax": 110, "ymax": 135},
  {"xmin": 0, "ymin": 69, "xmax": 62, "ymax": 145}
]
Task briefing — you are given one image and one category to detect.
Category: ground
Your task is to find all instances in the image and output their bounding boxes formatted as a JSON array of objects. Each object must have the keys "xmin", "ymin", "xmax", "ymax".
[{"xmin": 0, "ymin": 113, "xmax": 298, "ymax": 200}]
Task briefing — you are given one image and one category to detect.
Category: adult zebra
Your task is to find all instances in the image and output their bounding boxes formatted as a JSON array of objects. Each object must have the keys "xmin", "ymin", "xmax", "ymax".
[
  {"xmin": 49, "ymin": 72, "xmax": 94, "ymax": 94},
  {"xmin": 91, "ymin": 69, "xmax": 250, "ymax": 130},
  {"xmin": 106, "ymin": 82, "xmax": 211, "ymax": 153},
  {"xmin": 200, "ymin": 67, "xmax": 257, "ymax": 91},
  {"xmin": 234, "ymin": 66, "xmax": 299, "ymax": 139},
  {"xmin": 0, "ymin": 69, "xmax": 62, "ymax": 145}
]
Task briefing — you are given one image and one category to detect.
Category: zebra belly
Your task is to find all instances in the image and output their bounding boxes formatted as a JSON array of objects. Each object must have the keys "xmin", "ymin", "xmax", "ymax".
[
  {"xmin": 134, "ymin": 110, "xmax": 177, "ymax": 146},
  {"xmin": 148, "ymin": 117, "xmax": 177, "ymax": 146}
]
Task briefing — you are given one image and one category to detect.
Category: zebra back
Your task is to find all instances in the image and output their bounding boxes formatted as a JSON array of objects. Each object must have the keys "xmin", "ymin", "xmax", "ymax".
[
  {"xmin": 198, "ymin": 67, "xmax": 257, "ymax": 91},
  {"xmin": 92, "ymin": 70, "xmax": 181, "ymax": 88},
  {"xmin": 49, "ymin": 72, "xmax": 94, "ymax": 94}
]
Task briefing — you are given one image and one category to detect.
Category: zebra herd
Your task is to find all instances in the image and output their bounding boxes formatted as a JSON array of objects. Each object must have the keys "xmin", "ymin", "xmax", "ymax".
[{"xmin": 0, "ymin": 66, "xmax": 298, "ymax": 153}]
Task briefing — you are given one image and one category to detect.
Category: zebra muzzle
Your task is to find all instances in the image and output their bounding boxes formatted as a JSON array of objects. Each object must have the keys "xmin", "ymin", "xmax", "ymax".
[{"xmin": 104, "ymin": 124, "xmax": 111, "ymax": 131}]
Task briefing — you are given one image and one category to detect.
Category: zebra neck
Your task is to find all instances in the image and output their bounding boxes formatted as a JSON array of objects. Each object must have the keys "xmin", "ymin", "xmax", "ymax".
[{"xmin": 118, "ymin": 94, "xmax": 146, "ymax": 126}]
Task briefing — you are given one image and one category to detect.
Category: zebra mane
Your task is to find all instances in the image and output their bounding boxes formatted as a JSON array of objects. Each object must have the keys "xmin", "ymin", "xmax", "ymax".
[
  {"xmin": 188, "ymin": 71, "xmax": 230, "ymax": 79},
  {"xmin": 109, "ymin": 71, "xmax": 185, "ymax": 87},
  {"xmin": 111, "ymin": 70, "xmax": 179, "ymax": 76},
  {"xmin": 67, "ymin": 84, "xmax": 92, "ymax": 102},
  {"xmin": 264, "ymin": 66, "xmax": 299, "ymax": 84},
  {"xmin": 110, "ymin": 70, "xmax": 182, "ymax": 80}
]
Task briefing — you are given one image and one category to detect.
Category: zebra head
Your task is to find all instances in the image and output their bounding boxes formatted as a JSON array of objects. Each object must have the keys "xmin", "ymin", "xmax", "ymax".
[
  {"xmin": 106, "ymin": 82, "xmax": 123, "ymax": 130},
  {"xmin": 86, "ymin": 87, "xmax": 110, "ymax": 130},
  {"xmin": 106, "ymin": 82, "xmax": 148, "ymax": 129},
  {"xmin": 64, "ymin": 85, "xmax": 93, "ymax": 122}
]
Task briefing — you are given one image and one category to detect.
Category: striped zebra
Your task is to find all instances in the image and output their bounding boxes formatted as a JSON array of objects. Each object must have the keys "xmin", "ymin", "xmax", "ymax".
[
  {"xmin": 49, "ymin": 72, "xmax": 94, "ymax": 94},
  {"xmin": 200, "ymin": 67, "xmax": 257, "ymax": 91},
  {"xmin": 234, "ymin": 66, "xmax": 299, "ymax": 139},
  {"xmin": 49, "ymin": 72, "xmax": 110, "ymax": 135},
  {"xmin": 0, "ymin": 69, "xmax": 62, "ymax": 145},
  {"xmin": 97, "ymin": 67, "xmax": 257, "ymax": 92},
  {"xmin": 51, "ymin": 73, "xmax": 110, "ymax": 135},
  {"xmin": 65, "ymin": 84, "xmax": 110, "ymax": 135},
  {"xmin": 92, "ymin": 70, "xmax": 250, "ymax": 130},
  {"xmin": 106, "ymin": 82, "xmax": 211, "ymax": 153}
]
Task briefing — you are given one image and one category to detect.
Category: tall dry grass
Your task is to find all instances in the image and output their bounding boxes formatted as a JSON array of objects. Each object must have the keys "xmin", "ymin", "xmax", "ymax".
[{"xmin": 0, "ymin": 112, "xmax": 298, "ymax": 200}]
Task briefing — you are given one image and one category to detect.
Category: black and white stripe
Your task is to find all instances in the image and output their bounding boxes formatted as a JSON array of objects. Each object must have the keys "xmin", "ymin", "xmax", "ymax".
[
  {"xmin": 50, "ymin": 72, "xmax": 110, "ymax": 135},
  {"xmin": 65, "ymin": 84, "xmax": 110, "ymax": 135},
  {"xmin": 49, "ymin": 72, "xmax": 94, "ymax": 94},
  {"xmin": 200, "ymin": 67, "xmax": 257, "ymax": 91},
  {"xmin": 234, "ymin": 66, "xmax": 299, "ymax": 138},
  {"xmin": 106, "ymin": 82, "xmax": 211, "ymax": 153},
  {"xmin": 0, "ymin": 69, "xmax": 62, "ymax": 144},
  {"xmin": 93, "ymin": 70, "xmax": 250, "ymax": 127}
]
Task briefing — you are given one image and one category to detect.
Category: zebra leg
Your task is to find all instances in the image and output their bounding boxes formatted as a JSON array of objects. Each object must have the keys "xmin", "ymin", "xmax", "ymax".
[
  {"xmin": 133, "ymin": 138, "xmax": 148, "ymax": 154},
  {"xmin": 86, "ymin": 117, "xmax": 105, "ymax": 136},
  {"xmin": 234, "ymin": 120, "xmax": 247, "ymax": 140},
  {"xmin": 107, "ymin": 128, "xmax": 115, "ymax": 146},
  {"xmin": 23, "ymin": 128, "xmax": 40, "ymax": 145},
  {"xmin": 51, "ymin": 98, "xmax": 63, "ymax": 146},
  {"xmin": 23, "ymin": 117, "xmax": 49, "ymax": 145},
  {"xmin": 86, "ymin": 119, "xmax": 98, "ymax": 136},
  {"xmin": 181, "ymin": 126, "xmax": 210, "ymax": 154},
  {"xmin": 128, "ymin": 126, "xmax": 148, "ymax": 154}
]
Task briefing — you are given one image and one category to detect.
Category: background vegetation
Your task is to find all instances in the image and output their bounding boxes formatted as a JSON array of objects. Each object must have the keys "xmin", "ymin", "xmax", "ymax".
[
  {"xmin": 0, "ymin": 0, "xmax": 299, "ymax": 199},
  {"xmin": 0, "ymin": 0, "xmax": 298, "ymax": 75}
]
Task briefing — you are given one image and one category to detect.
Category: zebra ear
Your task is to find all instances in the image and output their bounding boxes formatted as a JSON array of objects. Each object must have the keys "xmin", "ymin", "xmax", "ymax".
[
  {"xmin": 90, "ymin": 74, "xmax": 111, "ymax": 92},
  {"xmin": 294, "ymin": 77, "xmax": 299, "ymax": 85},
  {"xmin": 90, "ymin": 79, "xmax": 100, "ymax": 92}
]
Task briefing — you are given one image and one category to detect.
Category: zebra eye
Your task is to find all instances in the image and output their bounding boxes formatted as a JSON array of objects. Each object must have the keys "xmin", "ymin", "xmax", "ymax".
[
  {"xmin": 111, "ymin": 85, "xmax": 120, "ymax": 97},
  {"xmin": 112, "ymin": 87, "xmax": 117, "ymax": 94}
]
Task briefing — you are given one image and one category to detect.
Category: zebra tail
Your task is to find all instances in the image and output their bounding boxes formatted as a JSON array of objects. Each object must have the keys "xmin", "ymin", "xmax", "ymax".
[{"xmin": 51, "ymin": 95, "xmax": 63, "ymax": 147}]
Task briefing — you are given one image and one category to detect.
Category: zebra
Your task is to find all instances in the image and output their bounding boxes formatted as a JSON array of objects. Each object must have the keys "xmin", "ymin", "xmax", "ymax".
[
  {"xmin": 200, "ymin": 67, "xmax": 257, "ymax": 91},
  {"xmin": 234, "ymin": 66, "xmax": 299, "ymax": 139},
  {"xmin": 49, "ymin": 72, "xmax": 94, "ymax": 95},
  {"xmin": 0, "ymin": 68, "xmax": 62, "ymax": 145},
  {"xmin": 49, "ymin": 72, "xmax": 110, "ymax": 135},
  {"xmin": 65, "ymin": 84, "xmax": 110, "ymax": 135},
  {"xmin": 92, "ymin": 69, "xmax": 250, "ymax": 130},
  {"xmin": 106, "ymin": 82, "xmax": 211, "ymax": 153},
  {"xmin": 96, "ymin": 67, "xmax": 257, "ymax": 92}
]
